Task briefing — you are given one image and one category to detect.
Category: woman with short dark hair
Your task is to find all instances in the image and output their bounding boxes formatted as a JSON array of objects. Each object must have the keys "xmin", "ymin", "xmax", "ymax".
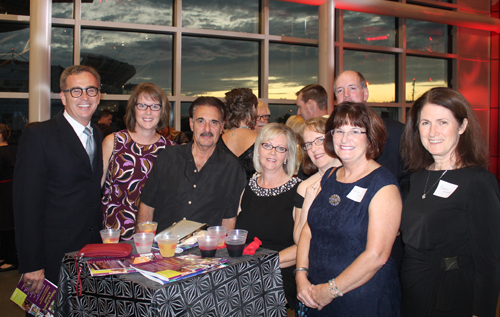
[
  {"xmin": 220, "ymin": 88, "xmax": 259, "ymax": 180},
  {"xmin": 400, "ymin": 87, "xmax": 500, "ymax": 317},
  {"xmin": 101, "ymin": 83, "xmax": 175, "ymax": 240},
  {"xmin": 296, "ymin": 102, "xmax": 402, "ymax": 316}
]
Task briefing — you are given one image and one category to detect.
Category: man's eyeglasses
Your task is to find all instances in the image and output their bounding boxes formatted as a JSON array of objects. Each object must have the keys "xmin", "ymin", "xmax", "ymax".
[
  {"xmin": 301, "ymin": 136, "xmax": 325, "ymax": 151},
  {"xmin": 331, "ymin": 129, "xmax": 366, "ymax": 139},
  {"xmin": 261, "ymin": 142, "xmax": 287, "ymax": 153},
  {"xmin": 257, "ymin": 114, "xmax": 270, "ymax": 121},
  {"xmin": 136, "ymin": 103, "xmax": 162, "ymax": 111},
  {"xmin": 62, "ymin": 87, "xmax": 100, "ymax": 98}
]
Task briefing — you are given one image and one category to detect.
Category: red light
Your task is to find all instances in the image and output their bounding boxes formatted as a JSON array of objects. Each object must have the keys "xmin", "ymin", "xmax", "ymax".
[
  {"xmin": 365, "ymin": 35, "xmax": 388, "ymax": 41},
  {"xmin": 429, "ymin": 37, "xmax": 433, "ymax": 41},
  {"xmin": 429, "ymin": 78, "xmax": 433, "ymax": 82}
]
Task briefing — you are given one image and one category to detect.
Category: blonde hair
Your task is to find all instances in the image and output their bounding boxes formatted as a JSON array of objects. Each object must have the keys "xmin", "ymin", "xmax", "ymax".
[{"xmin": 253, "ymin": 123, "xmax": 297, "ymax": 178}]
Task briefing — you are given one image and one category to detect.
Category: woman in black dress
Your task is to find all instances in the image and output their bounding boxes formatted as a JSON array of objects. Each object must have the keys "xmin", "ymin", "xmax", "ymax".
[
  {"xmin": 236, "ymin": 123, "xmax": 301, "ymax": 308},
  {"xmin": 400, "ymin": 87, "xmax": 500, "ymax": 316},
  {"xmin": 219, "ymin": 88, "xmax": 259, "ymax": 180}
]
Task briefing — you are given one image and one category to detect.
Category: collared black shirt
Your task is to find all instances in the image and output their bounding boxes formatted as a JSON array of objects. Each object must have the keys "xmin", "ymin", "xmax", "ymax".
[{"xmin": 141, "ymin": 141, "xmax": 247, "ymax": 232}]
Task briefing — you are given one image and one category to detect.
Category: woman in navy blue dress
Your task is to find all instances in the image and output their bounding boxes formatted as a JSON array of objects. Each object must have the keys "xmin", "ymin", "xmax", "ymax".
[{"xmin": 295, "ymin": 102, "xmax": 402, "ymax": 316}]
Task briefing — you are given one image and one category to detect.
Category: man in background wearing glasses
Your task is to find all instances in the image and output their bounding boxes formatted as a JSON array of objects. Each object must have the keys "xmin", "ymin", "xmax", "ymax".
[
  {"xmin": 255, "ymin": 101, "xmax": 271, "ymax": 133},
  {"xmin": 14, "ymin": 65, "xmax": 104, "ymax": 292}
]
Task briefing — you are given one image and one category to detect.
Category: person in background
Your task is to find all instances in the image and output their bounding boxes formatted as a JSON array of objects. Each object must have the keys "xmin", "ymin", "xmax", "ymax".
[
  {"xmin": 295, "ymin": 84, "xmax": 328, "ymax": 120},
  {"xmin": 236, "ymin": 123, "xmax": 301, "ymax": 309},
  {"xmin": 96, "ymin": 109, "xmax": 114, "ymax": 138},
  {"xmin": 296, "ymin": 102, "xmax": 401, "ymax": 316},
  {"xmin": 220, "ymin": 88, "xmax": 259, "ymax": 180},
  {"xmin": 137, "ymin": 97, "xmax": 246, "ymax": 233},
  {"xmin": 293, "ymin": 117, "xmax": 341, "ymax": 244},
  {"xmin": 399, "ymin": 87, "xmax": 500, "ymax": 317},
  {"xmin": 334, "ymin": 70, "xmax": 408, "ymax": 272},
  {"xmin": 255, "ymin": 100, "xmax": 271, "ymax": 133},
  {"xmin": 14, "ymin": 65, "xmax": 103, "ymax": 291},
  {"xmin": 334, "ymin": 70, "xmax": 408, "ymax": 190},
  {"xmin": 285, "ymin": 115, "xmax": 305, "ymax": 175},
  {"xmin": 0, "ymin": 124, "xmax": 18, "ymax": 272},
  {"xmin": 101, "ymin": 83, "xmax": 174, "ymax": 240},
  {"xmin": 159, "ymin": 126, "xmax": 189, "ymax": 144}
]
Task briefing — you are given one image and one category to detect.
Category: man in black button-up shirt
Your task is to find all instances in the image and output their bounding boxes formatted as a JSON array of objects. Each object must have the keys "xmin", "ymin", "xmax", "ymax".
[{"xmin": 138, "ymin": 97, "xmax": 246, "ymax": 232}]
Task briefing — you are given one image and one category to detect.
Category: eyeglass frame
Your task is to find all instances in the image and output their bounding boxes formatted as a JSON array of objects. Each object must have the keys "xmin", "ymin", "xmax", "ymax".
[
  {"xmin": 62, "ymin": 86, "xmax": 100, "ymax": 98},
  {"xmin": 256, "ymin": 114, "xmax": 270, "ymax": 121},
  {"xmin": 135, "ymin": 103, "xmax": 162, "ymax": 111},
  {"xmin": 301, "ymin": 136, "xmax": 325, "ymax": 151},
  {"xmin": 330, "ymin": 128, "xmax": 367, "ymax": 139},
  {"xmin": 261, "ymin": 142, "xmax": 288, "ymax": 153}
]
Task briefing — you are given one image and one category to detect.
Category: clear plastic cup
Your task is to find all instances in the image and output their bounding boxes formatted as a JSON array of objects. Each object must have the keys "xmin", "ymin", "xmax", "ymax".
[
  {"xmin": 100, "ymin": 229, "xmax": 120, "ymax": 244},
  {"xmin": 156, "ymin": 234, "xmax": 179, "ymax": 258},
  {"xmin": 227, "ymin": 229, "xmax": 248, "ymax": 241},
  {"xmin": 226, "ymin": 229, "xmax": 248, "ymax": 257},
  {"xmin": 133, "ymin": 232, "xmax": 155, "ymax": 253},
  {"xmin": 207, "ymin": 226, "xmax": 227, "ymax": 248},
  {"xmin": 137, "ymin": 221, "xmax": 158, "ymax": 234},
  {"xmin": 226, "ymin": 236, "xmax": 246, "ymax": 257},
  {"xmin": 197, "ymin": 235, "xmax": 219, "ymax": 257}
]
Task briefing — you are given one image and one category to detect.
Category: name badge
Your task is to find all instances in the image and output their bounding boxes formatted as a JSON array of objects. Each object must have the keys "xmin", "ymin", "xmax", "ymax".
[
  {"xmin": 433, "ymin": 180, "xmax": 458, "ymax": 198},
  {"xmin": 347, "ymin": 186, "xmax": 367, "ymax": 203}
]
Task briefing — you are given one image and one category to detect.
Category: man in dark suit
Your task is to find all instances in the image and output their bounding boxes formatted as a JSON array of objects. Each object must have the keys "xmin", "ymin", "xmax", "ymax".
[{"xmin": 14, "ymin": 65, "xmax": 103, "ymax": 293}]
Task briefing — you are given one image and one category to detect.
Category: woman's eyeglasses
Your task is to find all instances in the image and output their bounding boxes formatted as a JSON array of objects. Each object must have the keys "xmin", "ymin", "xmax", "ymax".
[
  {"xmin": 261, "ymin": 142, "xmax": 287, "ymax": 153},
  {"xmin": 301, "ymin": 136, "xmax": 325, "ymax": 151},
  {"xmin": 135, "ymin": 103, "xmax": 162, "ymax": 111}
]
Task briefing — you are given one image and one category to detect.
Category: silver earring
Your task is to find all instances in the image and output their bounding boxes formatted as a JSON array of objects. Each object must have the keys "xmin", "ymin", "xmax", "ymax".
[{"xmin": 284, "ymin": 159, "xmax": 287, "ymax": 164}]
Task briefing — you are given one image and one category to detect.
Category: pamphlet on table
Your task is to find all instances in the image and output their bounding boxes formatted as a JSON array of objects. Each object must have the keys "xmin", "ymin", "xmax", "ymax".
[
  {"xmin": 87, "ymin": 252, "xmax": 163, "ymax": 276},
  {"xmin": 131, "ymin": 254, "xmax": 229, "ymax": 284}
]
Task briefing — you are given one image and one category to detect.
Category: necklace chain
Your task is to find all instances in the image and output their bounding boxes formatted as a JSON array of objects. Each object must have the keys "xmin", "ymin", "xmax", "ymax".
[
  {"xmin": 231, "ymin": 125, "xmax": 251, "ymax": 135},
  {"xmin": 422, "ymin": 169, "xmax": 448, "ymax": 199}
]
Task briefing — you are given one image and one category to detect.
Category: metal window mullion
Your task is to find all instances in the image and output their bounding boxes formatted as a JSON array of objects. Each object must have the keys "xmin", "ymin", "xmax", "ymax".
[
  {"xmin": 260, "ymin": 0, "xmax": 269, "ymax": 100},
  {"xmin": 173, "ymin": 0, "xmax": 182, "ymax": 130}
]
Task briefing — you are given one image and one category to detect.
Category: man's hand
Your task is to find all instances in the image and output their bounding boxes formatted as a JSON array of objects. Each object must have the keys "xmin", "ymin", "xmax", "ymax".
[{"xmin": 23, "ymin": 269, "xmax": 45, "ymax": 294}]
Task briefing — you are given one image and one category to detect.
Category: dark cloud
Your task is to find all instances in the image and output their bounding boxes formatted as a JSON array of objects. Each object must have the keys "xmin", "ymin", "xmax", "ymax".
[
  {"xmin": 407, "ymin": 20, "xmax": 447, "ymax": 53},
  {"xmin": 269, "ymin": 1, "xmax": 318, "ymax": 38},
  {"xmin": 80, "ymin": 0, "xmax": 173, "ymax": 26}
]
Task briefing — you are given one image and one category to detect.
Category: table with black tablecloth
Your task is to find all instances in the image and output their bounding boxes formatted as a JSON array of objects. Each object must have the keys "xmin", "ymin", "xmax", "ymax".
[{"xmin": 54, "ymin": 246, "xmax": 287, "ymax": 316}]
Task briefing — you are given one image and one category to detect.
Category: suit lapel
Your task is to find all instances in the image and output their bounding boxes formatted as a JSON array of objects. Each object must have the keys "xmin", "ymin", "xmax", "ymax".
[{"xmin": 55, "ymin": 111, "xmax": 93, "ymax": 170}]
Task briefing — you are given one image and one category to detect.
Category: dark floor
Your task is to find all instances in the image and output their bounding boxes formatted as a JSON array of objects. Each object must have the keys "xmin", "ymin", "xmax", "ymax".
[{"xmin": 1, "ymin": 268, "xmax": 25, "ymax": 317}]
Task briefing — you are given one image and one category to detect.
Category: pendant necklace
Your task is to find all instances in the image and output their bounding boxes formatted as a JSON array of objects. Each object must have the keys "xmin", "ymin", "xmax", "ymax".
[{"xmin": 421, "ymin": 169, "xmax": 449, "ymax": 199}]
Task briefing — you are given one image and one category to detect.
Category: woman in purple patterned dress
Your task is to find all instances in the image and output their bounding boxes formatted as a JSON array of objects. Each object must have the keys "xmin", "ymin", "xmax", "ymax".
[{"xmin": 101, "ymin": 83, "xmax": 174, "ymax": 240}]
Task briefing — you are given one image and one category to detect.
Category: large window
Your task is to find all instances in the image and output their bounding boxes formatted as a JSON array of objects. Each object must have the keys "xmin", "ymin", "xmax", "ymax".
[
  {"xmin": 81, "ymin": 0, "xmax": 174, "ymax": 26},
  {"xmin": 0, "ymin": 0, "xmax": 459, "ymax": 132},
  {"xmin": 269, "ymin": 44, "xmax": 318, "ymax": 99},
  {"xmin": 181, "ymin": 37, "xmax": 259, "ymax": 97},
  {"xmin": 0, "ymin": 23, "xmax": 30, "ymax": 93},
  {"xmin": 182, "ymin": 0, "xmax": 259, "ymax": 33},
  {"xmin": 337, "ymin": 7, "xmax": 455, "ymax": 121},
  {"xmin": 80, "ymin": 29, "xmax": 173, "ymax": 95}
]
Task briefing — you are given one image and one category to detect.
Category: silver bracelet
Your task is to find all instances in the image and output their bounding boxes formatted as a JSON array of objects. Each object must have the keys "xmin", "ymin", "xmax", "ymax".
[{"xmin": 293, "ymin": 267, "xmax": 309, "ymax": 276}]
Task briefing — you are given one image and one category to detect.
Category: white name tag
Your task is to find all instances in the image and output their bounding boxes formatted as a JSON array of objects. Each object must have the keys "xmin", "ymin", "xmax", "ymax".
[
  {"xmin": 433, "ymin": 180, "xmax": 458, "ymax": 198},
  {"xmin": 347, "ymin": 186, "xmax": 367, "ymax": 203}
]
